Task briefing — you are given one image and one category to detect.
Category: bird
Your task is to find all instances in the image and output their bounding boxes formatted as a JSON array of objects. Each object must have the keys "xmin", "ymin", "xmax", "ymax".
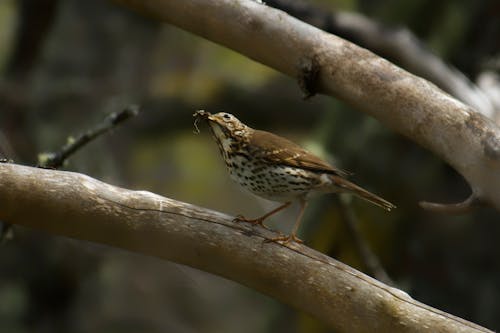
[{"xmin": 193, "ymin": 110, "xmax": 395, "ymax": 243}]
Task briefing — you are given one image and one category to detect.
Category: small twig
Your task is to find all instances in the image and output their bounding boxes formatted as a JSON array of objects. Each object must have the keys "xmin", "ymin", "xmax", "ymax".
[
  {"xmin": 2, "ymin": 106, "xmax": 139, "ymax": 243},
  {"xmin": 38, "ymin": 105, "xmax": 139, "ymax": 168},
  {"xmin": 419, "ymin": 193, "xmax": 484, "ymax": 215},
  {"xmin": 335, "ymin": 196, "xmax": 394, "ymax": 286}
]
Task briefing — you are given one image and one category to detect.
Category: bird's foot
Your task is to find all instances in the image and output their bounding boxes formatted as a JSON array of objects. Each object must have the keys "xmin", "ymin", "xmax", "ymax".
[
  {"xmin": 233, "ymin": 214, "xmax": 272, "ymax": 231},
  {"xmin": 265, "ymin": 233, "xmax": 304, "ymax": 245}
]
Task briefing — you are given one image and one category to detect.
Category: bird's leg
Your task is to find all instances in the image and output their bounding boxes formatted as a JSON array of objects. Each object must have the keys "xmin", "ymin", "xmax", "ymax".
[
  {"xmin": 234, "ymin": 201, "xmax": 291, "ymax": 230},
  {"xmin": 269, "ymin": 199, "xmax": 308, "ymax": 244}
]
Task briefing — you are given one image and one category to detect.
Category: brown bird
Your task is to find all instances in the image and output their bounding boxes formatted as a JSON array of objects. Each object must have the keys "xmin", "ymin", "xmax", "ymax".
[{"xmin": 194, "ymin": 110, "xmax": 395, "ymax": 243}]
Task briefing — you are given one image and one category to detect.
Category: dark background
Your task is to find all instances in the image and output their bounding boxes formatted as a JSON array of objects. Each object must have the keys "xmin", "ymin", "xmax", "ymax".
[{"xmin": 0, "ymin": 0, "xmax": 499, "ymax": 332}]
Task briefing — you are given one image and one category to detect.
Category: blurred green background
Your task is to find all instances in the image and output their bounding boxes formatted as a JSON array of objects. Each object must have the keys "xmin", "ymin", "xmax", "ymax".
[{"xmin": 0, "ymin": 0, "xmax": 499, "ymax": 332}]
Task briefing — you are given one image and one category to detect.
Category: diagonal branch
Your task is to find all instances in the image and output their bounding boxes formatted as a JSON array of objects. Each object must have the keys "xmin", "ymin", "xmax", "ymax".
[
  {"xmin": 335, "ymin": 197, "xmax": 394, "ymax": 286},
  {"xmin": 266, "ymin": 0, "xmax": 499, "ymax": 122},
  {"xmin": 0, "ymin": 163, "xmax": 492, "ymax": 333},
  {"xmin": 111, "ymin": 0, "xmax": 500, "ymax": 213},
  {"xmin": 39, "ymin": 105, "xmax": 140, "ymax": 168},
  {"xmin": 0, "ymin": 105, "xmax": 139, "ymax": 242}
]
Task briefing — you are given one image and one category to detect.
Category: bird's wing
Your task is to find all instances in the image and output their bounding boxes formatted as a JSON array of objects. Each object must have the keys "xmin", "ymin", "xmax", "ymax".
[{"xmin": 249, "ymin": 130, "xmax": 351, "ymax": 177}]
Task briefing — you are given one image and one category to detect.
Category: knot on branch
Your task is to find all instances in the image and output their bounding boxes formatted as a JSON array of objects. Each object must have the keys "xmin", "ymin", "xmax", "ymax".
[{"xmin": 297, "ymin": 55, "xmax": 321, "ymax": 99}]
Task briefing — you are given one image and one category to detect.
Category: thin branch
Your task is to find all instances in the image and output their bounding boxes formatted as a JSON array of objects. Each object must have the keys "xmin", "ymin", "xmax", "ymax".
[
  {"xmin": 39, "ymin": 105, "xmax": 139, "ymax": 168},
  {"xmin": 0, "ymin": 106, "xmax": 139, "ymax": 242},
  {"xmin": 335, "ymin": 197, "xmax": 394, "ymax": 286},
  {"xmin": 419, "ymin": 193, "xmax": 485, "ymax": 215},
  {"xmin": 111, "ymin": 0, "xmax": 500, "ymax": 213},
  {"xmin": 0, "ymin": 163, "xmax": 493, "ymax": 333}
]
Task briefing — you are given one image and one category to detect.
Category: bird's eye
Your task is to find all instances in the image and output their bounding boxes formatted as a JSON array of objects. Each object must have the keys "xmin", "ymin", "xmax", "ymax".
[{"xmin": 223, "ymin": 113, "xmax": 231, "ymax": 120}]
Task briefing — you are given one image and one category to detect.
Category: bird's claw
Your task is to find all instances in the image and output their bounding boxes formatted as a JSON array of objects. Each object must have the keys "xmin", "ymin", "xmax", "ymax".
[{"xmin": 233, "ymin": 214, "xmax": 273, "ymax": 231}]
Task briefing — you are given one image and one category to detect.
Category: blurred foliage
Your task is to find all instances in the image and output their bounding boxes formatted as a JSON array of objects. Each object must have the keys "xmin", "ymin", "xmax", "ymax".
[
  {"xmin": 0, "ymin": 0, "xmax": 499, "ymax": 332},
  {"xmin": 0, "ymin": 0, "xmax": 17, "ymax": 71}
]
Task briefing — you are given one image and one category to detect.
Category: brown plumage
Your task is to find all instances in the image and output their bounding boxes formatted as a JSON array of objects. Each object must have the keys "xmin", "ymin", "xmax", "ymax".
[
  {"xmin": 249, "ymin": 130, "xmax": 351, "ymax": 177},
  {"xmin": 194, "ymin": 110, "xmax": 395, "ymax": 243}
]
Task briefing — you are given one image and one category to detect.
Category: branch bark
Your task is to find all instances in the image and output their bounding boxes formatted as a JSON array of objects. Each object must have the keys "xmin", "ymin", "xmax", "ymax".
[
  {"xmin": 266, "ymin": 0, "xmax": 499, "ymax": 122},
  {"xmin": 111, "ymin": 0, "xmax": 500, "ymax": 212},
  {"xmin": 0, "ymin": 163, "xmax": 492, "ymax": 333}
]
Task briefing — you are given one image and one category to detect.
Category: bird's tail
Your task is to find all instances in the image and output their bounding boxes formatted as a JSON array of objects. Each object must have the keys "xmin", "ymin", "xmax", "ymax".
[{"xmin": 331, "ymin": 175, "xmax": 396, "ymax": 211}]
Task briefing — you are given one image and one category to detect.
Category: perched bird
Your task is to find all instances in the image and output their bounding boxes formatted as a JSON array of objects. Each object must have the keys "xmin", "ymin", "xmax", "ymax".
[{"xmin": 194, "ymin": 110, "xmax": 395, "ymax": 243}]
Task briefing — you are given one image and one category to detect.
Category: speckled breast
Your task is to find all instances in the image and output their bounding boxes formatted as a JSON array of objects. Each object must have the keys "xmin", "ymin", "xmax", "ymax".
[{"xmin": 223, "ymin": 149, "xmax": 323, "ymax": 202}]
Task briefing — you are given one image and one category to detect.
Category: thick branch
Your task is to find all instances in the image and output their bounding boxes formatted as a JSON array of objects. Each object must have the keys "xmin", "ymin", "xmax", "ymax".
[
  {"xmin": 112, "ymin": 0, "xmax": 500, "ymax": 212},
  {"xmin": 266, "ymin": 0, "xmax": 498, "ymax": 121},
  {"xmin": 0, "ymin": 163, "xmax": 492, "ymax": 332}
]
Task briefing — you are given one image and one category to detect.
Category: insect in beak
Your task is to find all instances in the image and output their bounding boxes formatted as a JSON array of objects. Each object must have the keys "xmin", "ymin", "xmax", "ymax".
[{"xmin": 193, "ymin": 110, "xmax": 212, "ymax": 134}]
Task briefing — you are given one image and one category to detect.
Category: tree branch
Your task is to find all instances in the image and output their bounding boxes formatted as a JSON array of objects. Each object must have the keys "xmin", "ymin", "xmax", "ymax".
[
  {"xmin": 419, "ymin": 193, "xmax": 485, "ymax": 215},
  {"xmin": 39, "ymin": 105, "xmax": 139, "ymax": 168},
  {"xmin": 335, "ymin": 197, "xmax": 394, "ymax": 286},
  {"xmin": 266, "ymin": 0, "xmax": 499, "ymax": 122},
  {"xmin": 0, "ymin": 105, "xmax": 140, "ymax": 242},
  {"xmin": 0, "ymin": 163, "xmax": 492, "ymax": 332},
  {"xmin": 111, "ymin": 0, "xmax": 500, "ymax": 212}
]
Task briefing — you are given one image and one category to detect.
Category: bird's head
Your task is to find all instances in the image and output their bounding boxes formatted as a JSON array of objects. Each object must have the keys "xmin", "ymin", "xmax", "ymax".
[{"xmin": 193, "ymin": 110, "xmax": 249, "ymax": 142}]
